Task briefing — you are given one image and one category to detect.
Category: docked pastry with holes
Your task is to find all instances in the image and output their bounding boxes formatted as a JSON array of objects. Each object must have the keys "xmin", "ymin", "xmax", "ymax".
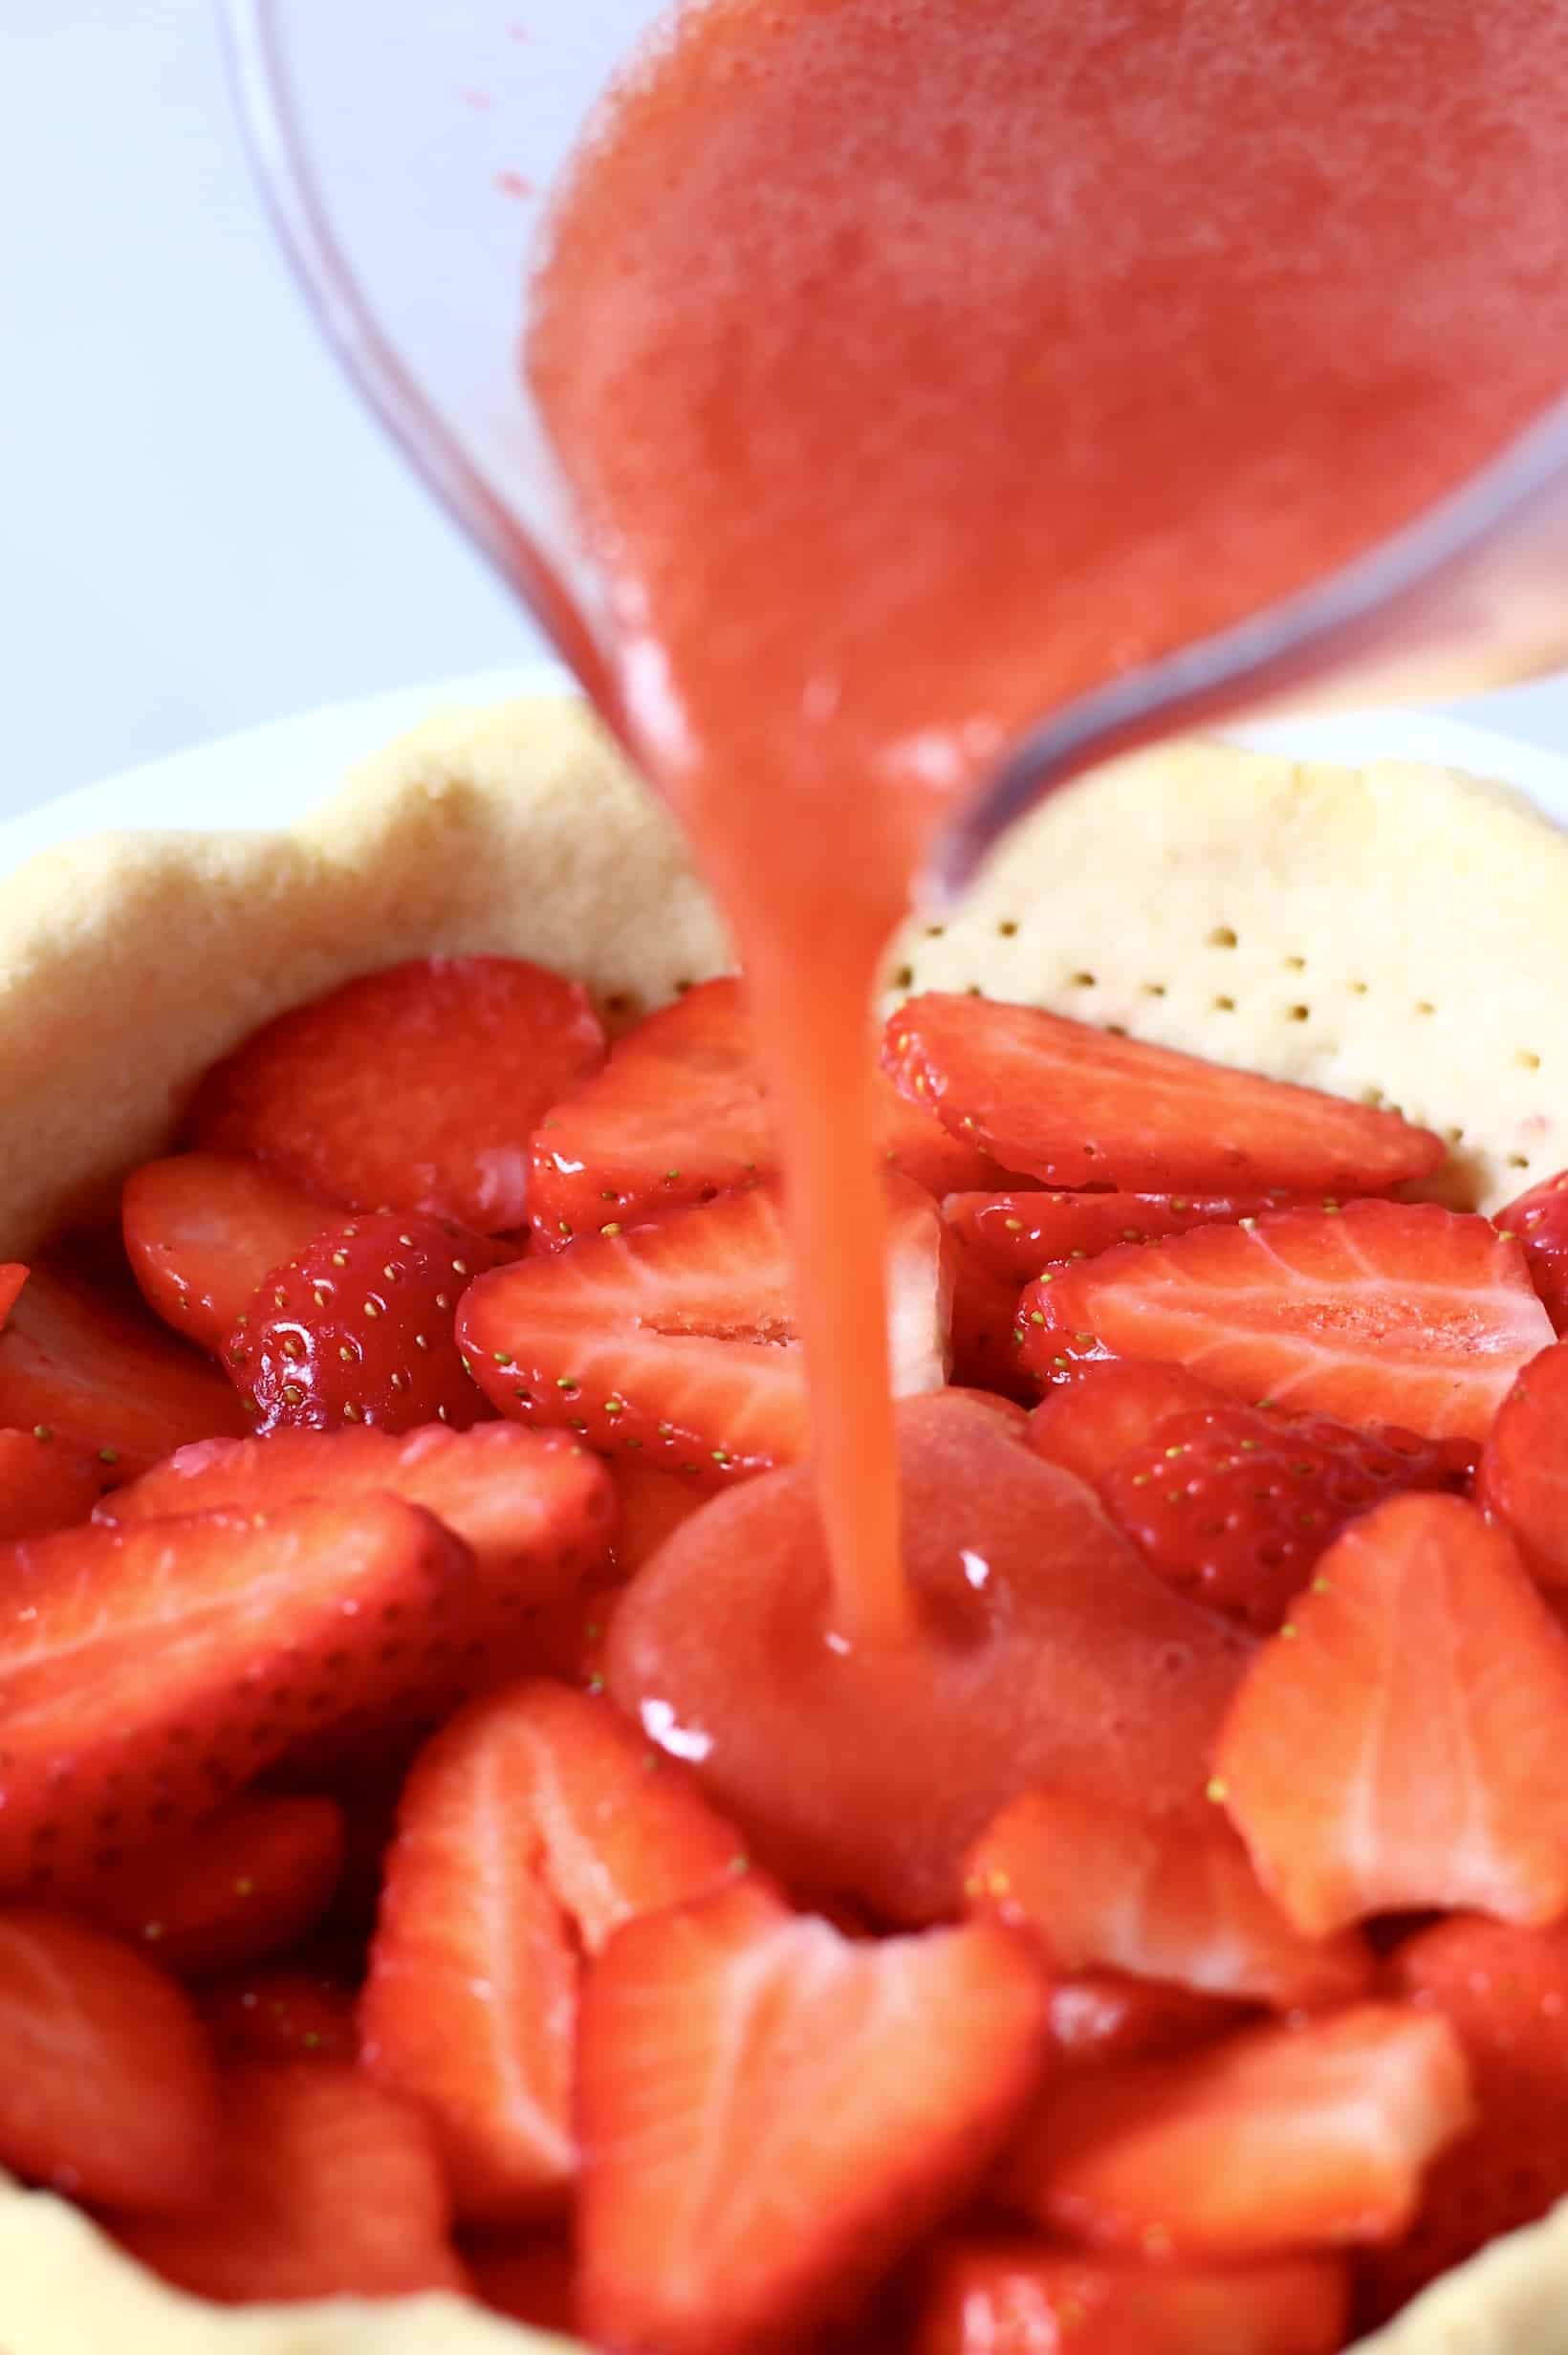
[{"xmin": 0, "ymin": 695, "xmax": 1567, "ymax": 2354}]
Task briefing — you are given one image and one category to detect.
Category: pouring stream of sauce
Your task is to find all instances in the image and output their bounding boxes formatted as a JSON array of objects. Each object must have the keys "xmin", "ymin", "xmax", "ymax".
[{"xmin": 529, "ymin": 0, "xmax": 1568, "ymax": 1647}]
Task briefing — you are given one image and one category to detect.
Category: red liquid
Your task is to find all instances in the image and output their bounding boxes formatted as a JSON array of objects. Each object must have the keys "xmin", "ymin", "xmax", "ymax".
[{"xmin": 528, "ymin": 0, "xmax": 1568, "ymax": 1644}]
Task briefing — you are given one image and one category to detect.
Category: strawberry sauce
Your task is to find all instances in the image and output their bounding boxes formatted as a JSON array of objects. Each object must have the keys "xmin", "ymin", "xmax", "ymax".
[{"xmin": 527, "ymin": 0, "xmax": 1568, "ymax": 1645}]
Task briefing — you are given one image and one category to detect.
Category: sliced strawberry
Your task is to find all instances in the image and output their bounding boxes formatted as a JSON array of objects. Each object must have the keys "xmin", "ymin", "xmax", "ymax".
[
  {"xmin": 202, "ymin": 1969, "xmax": 359, "ymax": 2065},
  {"xmin": 103, "ymin": 1421, "xmax": 616, "ymax": 1677},
  {"xmin": 0, "ymin": 1265, "xmax": 26, "ymax": 1327},
  {"xmin": 1214, "ymin": 1494, "xmax": 1568, "ymax": 1935},
  {"xmin": 914, "ymin": 2239, "xmax": 1350, "ymax": 2355},
  {"xmin": 609, "ymin": 1456, "xmax": 705, "ymax": 1575},
  {"xmin": 123, "ymin": 1151, "xmax": 330, "ymax": 1355},
  {"xmin": 1493, "ymin": 1166, "xmax": 1568, "ymax": 1332},
  {"xmin": 1363, "ymin": 1914, "xmax": 1568, "ymax": 2318},
  {"xmin": 1102, "ymin": 1403, "xmax": 1476, "ymax": 1632},
  {"xmin": 1020, "ymin": 1201, "xmax": 1549, "ymax": 1442},
  {"xmin": 0, "ymin": 1427, "xmax": 103, "ymax": 1539},
  {"xmin": 578, "ymin": 1879, "xmax": 1051, "ymax": 2355},
  {"xmin": 968, "ymin": 1789, "xmax": 1371, "ymax": 2010},
  {"xmin": 190, "ymin": 953, "xmax": 607, "ymax": 1232},
  {"xmin": 78, "ymin": 1794, "xmax": 345, "ymax": 1978},
  {"xmin": 947, "ymin": 1232, "xmax": 1036, "ymax": 1401},
  {"xmin": 1046, "ymin": 1972, "xmax": 1252, "ymax": 2069},
  {"xmin": 0, "ymin": 1262, "xmax": 246, "ymax": 1478},
  {"xmin": 0, "ymin": 1495, "xmax": 474, "ymax": 1893},
  {"xmin": 606, "ymin": 1392, "xmax": 1252, "ymax": 1924},
  {"xmin": 529, "ymin": 976, "xmax": 1006, "ymax": 1248},
  {"xmin": 462, "ymin": 1177, "xmax": 951, "ymax": 1480},
  {"xmin": 118, "ymin": 2061, "xmax": 466, "ymax": 2302},
  {"xmin": 225, "ymin": 1210, "xmax": 512, "ymax": 1434},
  {"xmin": 468, "ymin": 2235, "xmax": 578, "ymax": 2334},
  {"xmin": 886, "ymin": 995, "xmax": 1445, "ymax": 1195},
  {"xmin": 947, "ymin": 1188, "xmax": 1306, "ymax": 1286},
  {"xmin": 359, "ymin": 1678, "xmax": 745, "ymax": 2222},
  {"xmin": 1001, "ymin": 2004, "xmax": 1471, "ymax": 2259},
  {"xmin": 0, "ymin": 1907, "xmax": 218, "ymax": 2211},
  {"xmin": 1475, "ymin": 1339, "xmax": 1568, "ymax": 1587},
  {"xmin": 1026, "ymin": 1360, "xmax": 1229, "ymax": 1487}
]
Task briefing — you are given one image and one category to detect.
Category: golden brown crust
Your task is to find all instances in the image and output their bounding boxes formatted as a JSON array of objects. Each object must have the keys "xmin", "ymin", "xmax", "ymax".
[{"xmin": 0, "ymin": 690, "xmax": 1563, "ymax": 2349}]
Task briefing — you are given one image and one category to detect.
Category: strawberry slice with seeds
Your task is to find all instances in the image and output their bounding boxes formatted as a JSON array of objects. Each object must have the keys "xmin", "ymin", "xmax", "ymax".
[
  {"xmin": 0, "ymin": 1494, "xmax": 474, "ymax": 1894},
  {"xmin": 1363, "ymin": 1914, "xmax": 1568, "ymax": 2319},
  {"xmin": 461, "ymin": 1177, "xmax": 951, "ymax": 1480},
  {"xmin": 0, "ymin": 1907, "xmax": 219, "ymax": 2212},
  {"xmin": 190, "ymin": 953, "xmax": 607, "ymax": 1232},
  {"xmin": 529, "ymin": 977, "xmax": 1007, "ymax": 1249},
  {"xmin": 577, "ymin": 1879, "xmax": 1051, "ymax": 2355},
  {"xmin": 226, "ymin": 1210, "xmax": 512, "ymax": 1434},
  {"xmin": 0, "ymin": 1427, "xmax": 103, "ymax": 1539},
  {"xmin": 79, "ymin": 1794, "xmax": 346, "ymax": 1978},
  {"xmin": 1020, "ymin": 1201, "xmax": 1549, "ymax": 1442},
  {"xmin": 123, "ymin": 1151, "xmax": 331, "ymax": 1355},
  {"xmin": 968, "ymin": 1789, "xmax": 1371, "ymax": 2010},
  {"xmin": 0, "ymin": 1262, "xmax": 246, "ymax": 1478},
  {"xmin": 202, "ymin": 1970, "xmax": 359, "ymax": 2066},
  {"xmin": 1102, "ymin": 1402, "xmax": 1475, "ymax": 1631},
  {"xmin": 886, "ymin": 994, "xmax": 1445, "ymax": 1193},
  {"xmin": 103, "ymin": 1421, "xmax": 616, "ymax": 1674},
  {"xmin": 1026, "ymin": 1360, "xmax": 1229, "ymax": 1486},
  {"xmin": 118, "ymin": 2061, "xmax": 467, "ymax": 2303},
  {"xmin": 1001, "ymin": 2004, "xmax": 1471, "ymax": 2259},
  {"xmin": 607, "ymin": 1393, "xmax": 1252, "ymax": 1924},
  {"xmin": 1214, "ymin": 1494, "xmax": 1568, "ymax": 1935},
  {"xmin": 1475, "ymin": 1339, "xmax": 1568, "ymax": 1587},
  {"xmin": 1493, "ymin": 1166, "xmax": 1568, "ymax": 1332},
  {"xmin": 914, "ymin": 2239, "xmax": 1350, "ymax": 2355},
  {"xmin": 359, "ymin": 1678, "xmax": 746, "ymax": 2222},
  {"xmin": 946, "ymin": 1188, "xmax": 1307, "ymax": 1285}
]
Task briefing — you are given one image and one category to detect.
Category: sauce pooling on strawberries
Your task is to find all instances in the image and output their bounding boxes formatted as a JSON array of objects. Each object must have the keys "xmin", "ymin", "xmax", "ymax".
[{"xmin": 528, "ymin": 0, "xmax": 1568, "ymax": 1645}]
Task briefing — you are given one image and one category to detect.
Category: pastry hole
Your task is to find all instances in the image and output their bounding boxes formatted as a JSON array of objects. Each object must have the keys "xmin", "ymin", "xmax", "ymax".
[
  {"xmin": 1361, "ymin": 1086, "xmax": 1386, "ymax": 1108},
  {"xmin": 997, "ymin": 919, "xmax": 1019, "ymax": 938},
  {"xmin": 1416, "ymin": 1000, "xmax": 1435, "ymax": 1017},
  {"xmin": 1517, "ymin": 1050, "xmax": 1542, "ymax": 1071},
  {"xmin": 889, "ymin": 963, "xmax": 914, "ymax": 992},
  {"xmin": 1208, "ymin": 926, "xmax": 1238, "ymax": 949},
  {"xmin": 1287, "ymin": 1004, "xmax": 1310, "ymax": 1023},
  {"xmin": 925, "ymin": 923, "xmax": 947, "ymax": 939},
  {"xmin": 1347, "ymin": 979, "xmax": 1368, "ymax": 995},
  {"xmin": 1283, "ymin": 955, "xmax": 1306, "ymax": 971},
  {"xmin": 1212, "ymin": 995, "xmax": 1235, "ymax": 1013},
  {"xmin": 1446, "ymin": 1125, "xmax": 1466, "ymax": 1145},
  {"xmin": 1508, "ymin": 1154, "xmax": 1532, "ymax": 1170},
  {"xmin": 1070, "ymin": 970, "xmax": 1097, "ymax": 990},
  {"xmin": 1141, "ymin": 982, "xmax": 1166, "ymax": 998}
]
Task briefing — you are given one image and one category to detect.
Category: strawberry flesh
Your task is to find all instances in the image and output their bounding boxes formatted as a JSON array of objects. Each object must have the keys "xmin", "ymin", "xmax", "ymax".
[
  {"xmin": 1215, "ymin": 1494, "xmax": 1568, "ymax": 1934},
  {"xmin": 913, "ymin": 2238, "xmax": 1350, "ymax": 2355},
  {"xmin": 946, "ymin": 1188, "xmax": 1308, "ymax": 1284},
  {"xmin": 1493, "ymin": 1165, "xmax": 1568, "ymax": 1332},
  {"xmin": 78, "ymin": 1794, "xmax": 346, "ymax": 1978},
  {"xmin": 202, "ymin": 1970, "xmax": 359, "ymax": 2067},
  {"xmin": 1026, "ymin": 1360, "xmax": 1228, "ymax": 1487},
  {"xmin": 886, "ymin": 994, "xmax": 1445, "ymax": 1193},
  {"xmin": 577, "ymin": 1879, "xmax": 1051, "ymax": 2355},
  {"xmin": 1020, "ymin": 1200, "xmax": 1551, "ymax": 1443},
  {"xmin": 123, "ymin": 1151, "xmax": 330, "ymax": 1355},
  {"xmin": 606, "ymin": 1393, "xmax": 1252, "ymax": 1923},
  {"xmin": 190, "ymin": 953, "xmax": 607, "ymax": 1232},
  {"xmin": 0, "ymin": 1427, "xmax": 103, "ymax": 1539},
  {"xmin": 1474, "ymin": 1338, "xmax": 1568, "ymax": 1588}
]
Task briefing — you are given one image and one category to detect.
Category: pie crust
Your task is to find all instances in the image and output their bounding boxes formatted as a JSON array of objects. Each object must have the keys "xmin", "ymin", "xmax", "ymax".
[{"xmin": 0, "ymin": 691, "xmax": 1564, "ymax": 2352}]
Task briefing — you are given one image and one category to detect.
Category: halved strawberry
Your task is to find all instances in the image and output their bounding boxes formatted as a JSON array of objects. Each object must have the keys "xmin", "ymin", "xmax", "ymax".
[
  {"xmin": 1045, "ymin": 1973, "xmax": 1252, "ymax": 2069},
  {"xmin": 914, "ymin": 2239, "xmax": 1350, "ymax": 2355},
  {"xmin": 118, "ymin": 2061, "xmax": 467, "ymax": 2303},
  {"xmin": 359, "ymin": 1678, "xmax": 745, "ymax": 2222},
  {"xmin": 0, "ymin": 1427, "xmax": 103, "ymax": 1539},
  {"xmin": 1026, "ymin": 1361, "xmax": 1229, "ymax": 1487},
  {"xmin": 190, "ymin": 953, "xmax": 607, "ymax": 1232},
  {"xmin": 1102, "ymin": 1403, "xmax": 1475, "ymax": 1631},
  {"xmin": 946, "ymin": 1188, "xmax": 1306, "ymax": 1285},
  {"xmin": 202, "ymin": 1970, "xmax": 359, "ymax": 2066},
  {"xmin": 1475, "ymin": 1339, "xmax": 1568, "ymax": 1587},
  {"xmin": 967, "ymin": 1789, "xmax": 1371, "ymax": 2010},
  {"xmin": 103, "ymin": 1422, "xmax": 616, "ymax": 1670},
  {"xmin": 1493, "ymin": 1166, "xmax": 1568, "ymax": 1332},
  {"xmin": 226, "ymin": 1210, "xmax": 512, "ymax": 1434},
  {"xmin": 0, "ymin": 1494, "xmax": 473, "ymax": 1892},
  {"xmin": 577, "ymin": 1879, "xmax": 1051, "ymax": 2355},
  {"xmin": 79, "ymin": 1794, "xmax": 346, "ymax": 1978},
  {"xmin": 609, "ymin": 1457, "xmax": 706, "ymax": 1575},
  {"xmin": 0, "ymin": 1907, "xmax": 219, "ymax": 2211},
  {"xmin": 122, "ymin": 1151, "xmax": 330, "ymax": 1354},
  {"xmin": 0, "ymin": 1262, "xmax": 246, "ymax": 1478},
  {"xmin": 947, "ymin": 1232, "xmax": 1036, "ymax": 1401},
  {"xmin": 0, "ymin": 1265, "xmax": 26, "ymax": 1327},
  {"xmin": 1213, "ymin": 1494, "xmax": 1568, "ymax": 1935},
  {"xmin": 462, "ymin": 1178, "xmax": 951, "ymax": 1481},
  {"xmin": 468, "ymin": 2235, "xmax": 578, "ymax": 2335},
  {"xmin": 1001, "ymin": 2004, "xmax": 1471, "ymax": 2259},
  {"xmin": 886, "ymin": 995, "xmax": 1444, "ymax": 1195},
  {"xmin": 528, "ymin": 976, "xmax": 1008, "ymax": 1248},
  {"xmin": 1019, "ymin": 1202, "xmax": 1549, "ymax": 1442},
  {"xmin": 606, "ymin": 1393, "xmax": 1252, "ymax": 1924},
  {"xmin": 1363, "ymin": 1914, "xmax": 1568, "ymax": 2319}
]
